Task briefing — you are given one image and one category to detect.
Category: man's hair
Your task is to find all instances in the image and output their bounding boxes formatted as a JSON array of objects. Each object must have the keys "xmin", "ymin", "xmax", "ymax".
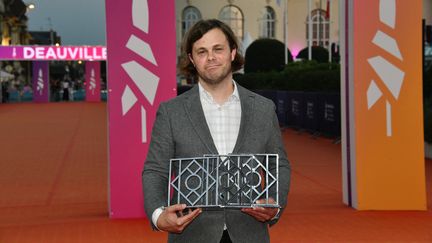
[{"xmin": 178, "ymin": 19, "xmax": 244, "ymax": 78}]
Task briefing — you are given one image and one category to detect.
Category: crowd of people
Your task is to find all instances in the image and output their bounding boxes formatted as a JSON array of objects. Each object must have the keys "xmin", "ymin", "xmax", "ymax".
[
  {"xmin": 1, "ymin": 61, "xmax": 24, "ymax": 103},
  {"xmin": 0, "ymin": 61, "xmax": 106, "ymax": 103},
  {"xmin": 1, "ymin": 75, "xmax": 76, "ymax": 103}
]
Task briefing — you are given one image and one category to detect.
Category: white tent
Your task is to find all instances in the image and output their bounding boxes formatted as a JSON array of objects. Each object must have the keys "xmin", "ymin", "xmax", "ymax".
[
  {"xmin": 0, "ymin": 71, "xmax": 14, "ymax": 82},
  {"xmin": 241, "ymin": 32, "xmax": 254, "ymax": 55}
]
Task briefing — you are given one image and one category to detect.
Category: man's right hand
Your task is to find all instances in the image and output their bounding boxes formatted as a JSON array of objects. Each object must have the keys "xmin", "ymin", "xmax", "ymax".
[{"xmin": 156, "ymin": 204, "xmax": 202, "ymax": 233}]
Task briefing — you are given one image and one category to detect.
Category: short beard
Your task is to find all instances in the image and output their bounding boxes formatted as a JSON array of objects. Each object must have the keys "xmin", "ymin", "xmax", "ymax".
[
  {"xmin": 199, "ymin": 74, "xmax": 225, "ymax": 85},
  {"xmin": 196, "ymin": 67, "xmax": 232, "ymax": 86}
]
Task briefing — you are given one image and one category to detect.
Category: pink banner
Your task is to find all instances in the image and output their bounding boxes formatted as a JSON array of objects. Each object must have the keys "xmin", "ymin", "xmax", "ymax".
[
  {"xmin": 105, "ymin": 0, "xmax": 177, "ymax": 218},
  {"xmin": 0, "ymin": 46, "xmax": 106, "ymax": 61},
  {"xmin": 32, "ymin": 61, "xmax": 50, "ymax": 102},
  {"xmin": 85, "ymin": 62, "xmax": 101, "ymax": 102}
]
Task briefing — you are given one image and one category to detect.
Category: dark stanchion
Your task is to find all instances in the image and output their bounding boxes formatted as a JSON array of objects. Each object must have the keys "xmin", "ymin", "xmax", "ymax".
[
  {"xmin": 286, "ymin": 91, "xmax": 305, "ymax": 130},
  {"xmin": 318, "ymin": 93, "xmax": 341, "ymax": 138},
  {"xmin": 276, "ymin": 90, "xmax": 289, "ymax": 126},
  {"xmin": 254, "ymin": 90, "xmax": 278, "ymax": 106},
  {"xmin": 253, "ymin": 90, "xmax": 341, "ymax": 139},
  {"xmin": 302, "ymin": 92, "xmax": 321, "ymax": 136}
]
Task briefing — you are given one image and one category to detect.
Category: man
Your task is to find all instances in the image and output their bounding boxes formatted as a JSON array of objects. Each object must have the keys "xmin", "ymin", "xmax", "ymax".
[{"xmin": 142, "ymin": 19, "xmax": 291, "ymax": 243}]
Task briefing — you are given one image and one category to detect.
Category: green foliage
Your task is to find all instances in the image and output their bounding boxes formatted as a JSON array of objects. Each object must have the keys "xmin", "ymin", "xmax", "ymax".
[
  {"xmin": 424, "ymin": 66, "xmax": 432, "ymax": 100},
  {"xmin": 236, "ymin": 60, "xmax": 340, "ymax": 92},
  {"xmin": 296, "ymin": 46, "xmax": 330, "ymax": 63},
  {"xmin": 424, "ymin": 67, "xmax": 432, "ymax": 143},
  {"xmin": 237, "ymin": 59, "xmax": 432, "ymax": 143},
  {"xmin": 424, "ymin": 99, "xmax": 432, "ymax": 143},
  {"xmin": 234, "ymin": 71, "xmax": 281, "ymax": 90},
  {"xmin": 244, "ymin": 38, "xmax": 293, "ymax": 73},
  {"xmin": 236, "ymin": 60, "xmax": 432, "ymax": 142}
]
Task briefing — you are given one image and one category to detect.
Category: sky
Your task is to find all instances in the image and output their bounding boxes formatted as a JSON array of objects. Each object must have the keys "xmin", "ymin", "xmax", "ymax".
[{"xmin": 25, "ymin": 0, "xmax": 106, "ymax": 45}]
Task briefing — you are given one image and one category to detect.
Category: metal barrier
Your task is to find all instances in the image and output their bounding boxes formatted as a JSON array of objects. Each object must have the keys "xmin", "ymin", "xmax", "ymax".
[{"xmin": 256, "ymin": 90, "xmax": 341, "ymax": 138}]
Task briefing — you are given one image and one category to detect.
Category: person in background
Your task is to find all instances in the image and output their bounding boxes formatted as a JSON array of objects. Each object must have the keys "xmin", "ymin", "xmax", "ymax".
[
  {"xmin": 62, "ymin": 77, "xmax": 70, "ymax": 101},
  {"xmin": 1, "ymin": 81, "xmax": 10, "ymax": 103}
]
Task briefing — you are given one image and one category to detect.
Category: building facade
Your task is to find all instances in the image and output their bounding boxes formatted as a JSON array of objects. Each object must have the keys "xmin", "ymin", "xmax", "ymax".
[
  {"xmin": 175, "ymin": 0, "xmax": 340, "ymax": 58},
  {"xmin": 176, "ymin": 0, "xmax": 432, "ymax": 59},
  {"xmin": 425, "ymin": 0, "xmax": 432, "ymax": 25},
  {"xmin": 0, "ymin": 0, "xmax": 31, "ymax": 45}
]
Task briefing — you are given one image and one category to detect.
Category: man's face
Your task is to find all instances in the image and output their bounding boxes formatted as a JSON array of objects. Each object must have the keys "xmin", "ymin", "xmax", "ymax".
[{"xmin": 189, "ymin": 28, "xmax": 236, "ymax": 85}]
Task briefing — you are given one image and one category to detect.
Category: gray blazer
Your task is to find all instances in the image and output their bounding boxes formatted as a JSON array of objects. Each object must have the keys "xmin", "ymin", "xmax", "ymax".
[{"xmin": 142, "ymin": 84, "xmax": 291, "ymax": 243}]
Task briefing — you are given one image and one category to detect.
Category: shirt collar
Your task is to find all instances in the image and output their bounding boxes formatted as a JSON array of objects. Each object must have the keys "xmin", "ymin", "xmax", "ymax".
[{"xmin": 198, "ymin": 81, "xmax": 240, "ymax": 104}]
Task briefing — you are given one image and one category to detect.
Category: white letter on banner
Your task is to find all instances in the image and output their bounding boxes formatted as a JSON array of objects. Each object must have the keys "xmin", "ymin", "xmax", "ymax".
[
  {"xmin": 79, "ymin": 48, "xmax": 84, "ymax": 59},
  {"xmin": 84, "ymin": 48, "xmax": 91, "ymax": 59},
  {"xmin": 35, "ymin": 47, "xmax": 45, "ymax": 59},
  {"xmin": 102, "ymin": 48, "xmax": 107, "ymax": 59},
  {"xmin": 68, "ymin": 48, "xmax": 79, "ymax": 59},
  {"xmin": 92, "ymin": 47, "xmax": 101, "ymax": 59},
  {"xmin": 23, "ymin": 47, "xmax": 34, "ymax": 59},
  {"xmin": 57, "ymin": 48, "xmax": 67, "ymax": 59},
  {"xmin": 46, "ymin": 48, "xmax": 56, "ymax": 59}
]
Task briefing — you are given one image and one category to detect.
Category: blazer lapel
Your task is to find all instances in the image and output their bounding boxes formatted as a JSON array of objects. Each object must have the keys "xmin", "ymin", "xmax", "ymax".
[
  {"xmin": 184, "ymin": 86, "xmax": 218, "ymax": 154},
  {"xmin": 232, "ymin": 85, "xmax": 255, "ymax": 153}
]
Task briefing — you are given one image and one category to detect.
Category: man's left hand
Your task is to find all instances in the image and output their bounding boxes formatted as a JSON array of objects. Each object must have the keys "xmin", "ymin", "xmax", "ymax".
[{"xmin": 241, "ymin": 198, "xmax": 278, "ymax": 222}]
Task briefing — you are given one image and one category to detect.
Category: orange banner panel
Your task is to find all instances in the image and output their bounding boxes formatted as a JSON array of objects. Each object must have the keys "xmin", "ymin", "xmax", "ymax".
[{"xmin": 353, "ymin": 0, "xmax": 426, "ymax": 210}]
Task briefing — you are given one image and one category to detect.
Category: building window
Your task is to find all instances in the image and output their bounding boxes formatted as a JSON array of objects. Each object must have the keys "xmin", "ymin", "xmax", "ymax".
[
  {"xmin": 306, "ymin": 9, "xmax": 329, "ymax": 47},
  {"xmin": 219, "ymin": 5, "xmax": 244, "ymax": 41},
  {"xmin": 182, "ymin": 6, "xmax": 201, "ymax": 37},
  {"xmin": 259, "ymin": 6, "xmax": 276, "ymax": 38}
]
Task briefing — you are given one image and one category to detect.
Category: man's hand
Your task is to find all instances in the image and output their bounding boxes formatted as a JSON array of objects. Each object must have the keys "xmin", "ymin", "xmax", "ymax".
[
  {"xmin": 156, "ymin": 204, "xmax": 202, "ymax": 233},
  {"xmin": 241, "ymin": 198, "xmax": 278, "ymax": 222}
]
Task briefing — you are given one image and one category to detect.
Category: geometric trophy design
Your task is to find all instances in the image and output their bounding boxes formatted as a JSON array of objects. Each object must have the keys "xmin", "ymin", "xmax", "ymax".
[{"xmin": 169, "ymin": 154, "xmax": 279, "ymax": 208}]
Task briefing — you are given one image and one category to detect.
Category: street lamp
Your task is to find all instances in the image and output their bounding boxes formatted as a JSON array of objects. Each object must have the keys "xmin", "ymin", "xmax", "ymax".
[
  {"xmin": 27, "ymin": 3, "xmax": 35, "ymax": 10},
  {"xmin": 26, "ymin": 3, "xmax": 36, "ymax": 12}
]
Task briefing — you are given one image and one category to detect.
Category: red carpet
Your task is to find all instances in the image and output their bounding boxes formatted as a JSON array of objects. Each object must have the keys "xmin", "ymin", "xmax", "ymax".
[{"xmin": 0, "ymin": 102, "xmax": 430, "ymax": 242}]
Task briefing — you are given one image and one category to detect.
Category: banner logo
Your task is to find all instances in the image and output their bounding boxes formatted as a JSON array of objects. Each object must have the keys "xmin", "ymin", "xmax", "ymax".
[
  {"xmin": 37, "ymin": 68, "xmax": 44, "ymax": 95},
  {"xmin": 89, "ymin": 68, "xmax": 96, "ymax": 95},
  {"xmin": 120, "ymin": 0, "xmax": 159, "ymax": 143},
  {"xmin": 366, "ymin": 0, "xmax": 404, "ymax": 137}
]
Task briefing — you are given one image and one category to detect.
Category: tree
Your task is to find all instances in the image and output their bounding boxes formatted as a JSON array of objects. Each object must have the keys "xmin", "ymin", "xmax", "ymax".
[
  {"xmin": 244, "ymin": 38, "xmax": 293, "ymax": 73},
  {"xmin": 296, "ymin": 46, "xmax": 330, "ymax": 63}
]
